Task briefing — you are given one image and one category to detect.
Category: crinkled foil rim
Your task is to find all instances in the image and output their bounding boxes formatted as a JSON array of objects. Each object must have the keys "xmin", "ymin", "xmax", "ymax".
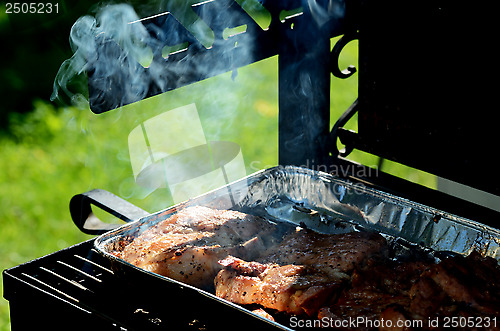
[{"xmin": 96, "ymin": 165, "xmax": 500, "ymax": 260}]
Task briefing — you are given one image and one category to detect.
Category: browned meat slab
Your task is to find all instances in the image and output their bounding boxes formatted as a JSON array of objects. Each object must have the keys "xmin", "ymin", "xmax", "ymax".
[
  {"xmin": 318, "ymin": 290, "xmax": 411, "ymax": 325},
  {"xmin": 321, "ymin": 253, "xmax": 500, "ymax": 330},
  {"xmin": 118, "ymin": 206, "xmax": 279, "ymax": 289},
  {"xmin": 116, "ymin": 205, "xmax": 500, "ymax": 328},
  {"xmin": 319, "ymin": 259, "xmax": 428, "ymax": 329},
  {"xmin": 417, "ymin": 251, "xmax": 500, "ymax": 317},
  {"xmin": 215, "ymin": 229, "xmax": 387, "ymax": 316},
  {"xmin": 215, "ymin": 256, "xmax": 347, "ymax": 316},
  {"xmin": 259, "ymin": 228, "xmax": 388, "ymax": 274}
]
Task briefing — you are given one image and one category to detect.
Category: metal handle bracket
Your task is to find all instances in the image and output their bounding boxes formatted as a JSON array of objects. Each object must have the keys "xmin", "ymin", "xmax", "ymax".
[{"xmin": 70, "ymin": 189, "xmax": 150, "ymax": 235}]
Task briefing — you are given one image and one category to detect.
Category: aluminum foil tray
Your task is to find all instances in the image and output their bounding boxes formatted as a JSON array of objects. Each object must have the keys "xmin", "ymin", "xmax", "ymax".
[
  {"xmin": 96, "ymin": 165, "xmax": 500, "ymax": 265},
  {"xmin": 94, "ymin": 165, "xmax": 500, "ymax": 330}
]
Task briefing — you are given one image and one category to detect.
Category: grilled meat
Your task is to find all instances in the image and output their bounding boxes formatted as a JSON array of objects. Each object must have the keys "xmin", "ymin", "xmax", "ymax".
[
  {"xmin": 216, "ymin": 256, "xmax": 347, "ymax": 316},
  {"xmin": 318, "ymin": 290, "xmax": 411, "ymax": 326},
  {"xmin": 215, "ymin": 229, "xmax": 387, "ymax": 316},
  {"xmin": 320, "ymin": 259, "xmax": 429, "ymax": 329},
  {"xmin": 259, "ymin": 228, "xmax": 388, "ymax": 274},
  {"xmin": 117, "ymin": 206, "xmax": 500, "ymax": 329},
  {"xmin": 119, "ymin": 206, "xmax": 280, "ymax": 289},
  {"xmin": 321, "ymin": 252, "xmax": 500, "ymax": 330},
  {"xmin": 413, "ymin": 251, "xmax": 500, "ymax": 317}
]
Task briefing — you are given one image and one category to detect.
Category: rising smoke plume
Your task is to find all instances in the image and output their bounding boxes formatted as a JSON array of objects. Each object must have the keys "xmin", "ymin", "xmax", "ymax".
[
  {"xmin": 51, "ymin": 4, "xmax": 158, "ymax": 109},
  {"xmin": 51, "ymin": 0, "xmax": 345, "ymax": 112},
  {"xmin": 50, "ymin": 0, "xmax": 346, "ymax": 205}
]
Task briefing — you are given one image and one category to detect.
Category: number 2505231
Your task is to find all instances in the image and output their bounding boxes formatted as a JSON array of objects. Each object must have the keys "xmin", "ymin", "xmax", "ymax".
[{"xmin": 5, "ymin": 3, "xmax": 59, "ymax": 14}]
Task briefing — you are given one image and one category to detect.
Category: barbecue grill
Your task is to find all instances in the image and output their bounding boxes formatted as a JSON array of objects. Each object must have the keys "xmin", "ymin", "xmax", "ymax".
[{"xmin": 4, "ymin": 0, "xmax": 499, "ymax": 330}]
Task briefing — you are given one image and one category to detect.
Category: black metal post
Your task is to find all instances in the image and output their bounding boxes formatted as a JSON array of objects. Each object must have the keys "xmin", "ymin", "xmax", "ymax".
[{"xmin": 278, "ymin": 7, "xmax": 332, "ymax": 168}]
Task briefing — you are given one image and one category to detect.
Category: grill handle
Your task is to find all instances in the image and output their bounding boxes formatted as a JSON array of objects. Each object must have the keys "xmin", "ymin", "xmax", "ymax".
[{"xmin": 70, "ymin": 189, "xmax": 150, "ymax": 235}]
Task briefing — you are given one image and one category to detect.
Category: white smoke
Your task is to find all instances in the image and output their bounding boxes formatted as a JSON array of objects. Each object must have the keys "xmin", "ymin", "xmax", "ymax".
[
  {"xmin": 50, "ymin": 0, "xmax": 346, "ymax": 207},
  {"xmin": 307, "ymin": 0, "xmax": 345, "ymax": 28},
  {"xmin": 50, "ymin": 2, "xmax": 256, "ymax": 111},
  {"xmin": 51, "ymin": 0, "xmax": 345, "ymax": 110}
]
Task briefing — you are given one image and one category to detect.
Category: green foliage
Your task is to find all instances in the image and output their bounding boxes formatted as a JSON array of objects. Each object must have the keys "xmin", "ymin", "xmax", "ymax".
[{"xmin": 0, "ymin": 103, "xmax": 91, "ymax": 330}]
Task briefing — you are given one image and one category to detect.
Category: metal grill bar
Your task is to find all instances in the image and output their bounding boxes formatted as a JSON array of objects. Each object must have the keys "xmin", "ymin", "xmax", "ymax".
[
  {"xmin": 74, "ymin": 254, "xmax": 115, "ymax": 275},
  {"xmin": 39, "ymin": 266, "xmax": 90, "ymax": 291},
  {"xmin": 56, "ymin": 260, "xmax": 103, "ymax": 283},
  {"xmin": 21, "ymin": 272, "xmax": 81, "ymax": 303}
]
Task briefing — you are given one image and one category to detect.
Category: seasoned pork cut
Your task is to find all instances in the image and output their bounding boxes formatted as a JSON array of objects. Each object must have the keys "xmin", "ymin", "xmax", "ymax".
[
  {"xmin": 215, "ymin": 256, "xmax": 347, "ymax": 316},
  {"xmin": 215, "ymin": 229, "xmax": 388, "ymax": 316},
  {"xmin": 415, "ymin": 251, "xmax": 500, "ymax": 317},
  {"xmin": 118, "ymin": 206, "xmax": 280, "ymax": 289},
  {"xmin": 318, "ymin": 258, "xmax": 430, "ymax": 327},
  {"xmin": 259, "ymin": 228, "xmax": 388, "ymax": 274},
  {"xmin": 115, "ymin": 205, "xmax": 500, "ymax": 327},
  {"xmin": 320, "ymin": 252, "xmax": 500, "ymax": 329}
]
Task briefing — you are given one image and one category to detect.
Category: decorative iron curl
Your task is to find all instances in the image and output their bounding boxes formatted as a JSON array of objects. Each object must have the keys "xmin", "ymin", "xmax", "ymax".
[{"xmin": 330, "ymin": 31, "xmax": 359, "ymax": 79}]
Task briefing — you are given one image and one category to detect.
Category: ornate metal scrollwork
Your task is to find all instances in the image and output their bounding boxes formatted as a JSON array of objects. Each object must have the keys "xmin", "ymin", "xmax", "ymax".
[
  {"xmin": 329, "ymin": 99, "xmax": 358, "ymax": 158},
  {"xmin": 330, "ymin": 31, "xmax": 359, "ymax": 79}
]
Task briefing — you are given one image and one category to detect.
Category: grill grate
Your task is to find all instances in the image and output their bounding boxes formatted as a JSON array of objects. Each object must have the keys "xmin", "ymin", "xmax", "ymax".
[
  {"xmin": 5, "ymin": 241, "xmax": 124, "ymax": 329},
  {"xmin": 3, "ymin": 239, "xmax": 279, "ymax": 330},
  {"xmin": 4, "ymin": 240, "xmax": 183, "ymax": 330}
]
